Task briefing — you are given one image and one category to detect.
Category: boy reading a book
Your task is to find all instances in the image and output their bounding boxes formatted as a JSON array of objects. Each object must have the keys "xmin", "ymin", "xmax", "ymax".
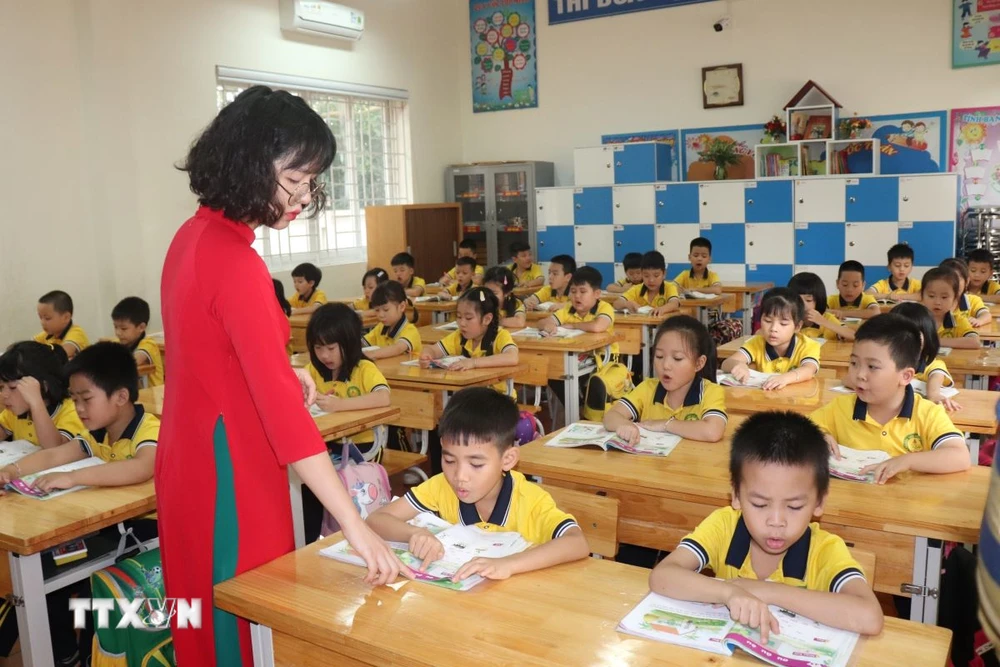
[
  {"xmin": 866, "ymin": 243, "xmax": 921, "ymax": 301},
  {"xmin": 827, "ymin": 261, "xmax": 880, "ymax": 320},
  {"xmin": 391, "ymin": 251, "xmax": 426, "ymax": 297},
  {"xmin": 367, "ymin": 388, "xmax": 589, "ymax": 580},
  {"xmin": 809, "ymin": 315, "xmax": 969, "ymax": 484},
  {"xmin": 649, "ymin": 411, "xmax": 884, "ymax": 639},
  {"xmin": 606, "ymin": 252, "xmax": 642, "ymax": 294},
  {"xmin": 34, "ymin": 290, "xmax": 89, "ymax": 359},
  {"xmin": 615, "ymin": 251, "xmax": 681, "ymax": 315},
  {"xmin": 673, "ymin": 237, "xmax": 722, "ymax": 295},
  {"xmin": 440, "ymin": 239, "xmax": 484, "ymax": 286},
  {"xmin": 289, "ymin": 262, "xmax": 327, "ymax": 314},
  {"xmin": 967, "ymin": 248, "xmax": 1000, "ymax": 303}
]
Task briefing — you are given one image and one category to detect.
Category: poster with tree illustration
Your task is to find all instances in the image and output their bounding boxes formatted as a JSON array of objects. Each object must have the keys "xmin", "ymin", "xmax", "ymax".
[{"xmin": 470, "ymin": 0, "xmax": 538, "ymax": 113}]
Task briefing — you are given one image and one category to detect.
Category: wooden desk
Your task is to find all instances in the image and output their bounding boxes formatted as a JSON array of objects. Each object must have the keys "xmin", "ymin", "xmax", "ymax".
[
  {"xmin": 0, "ymin": 482, "xmax": 157, "ymax": 665},
  {"xmin": 414, "ymin": 300, "xmax": 457, "ymax": 326},
  {"xmin": 513, "ymin": 285, "xmax": 537, "ymax": 298},
  {"xmin": 721, "ymin": 282, "xmax": 772, "ymax": 331},
  {"xmin": 517, "ymin": 418, "xmax": 989, "ymax": 625},
  {"xmin": 524, "ymin": 311, "xmax": 665, "ymax": 367},
  {"xmin": 214, "ymin": 535, "xmax": 953, "ymax": 666},
  {"xmin": 721, "ymin": 376, "xmax": 999, "ymax": 435},
  {"xmin": 599, "ymin": 295, "xmax": 727, "ymax": 325}
]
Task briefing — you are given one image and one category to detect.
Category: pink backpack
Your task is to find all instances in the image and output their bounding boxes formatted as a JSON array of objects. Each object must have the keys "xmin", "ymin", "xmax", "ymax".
[{"xmin": 321, "ymin": 441, "xmax": 392, "ymax": 537}]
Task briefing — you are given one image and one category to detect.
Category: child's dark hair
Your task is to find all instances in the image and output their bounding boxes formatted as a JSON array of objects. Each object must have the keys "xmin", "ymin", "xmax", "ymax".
[
  {"xmin": 458, "ymin": 287, "xmax": 501, "ymax": 347},
  {"xmin": 273, "ymin": 279, "xmax": 292, "ymax": 317},
  {"xmin": 39, "ymin": 290, "xmax": 73, "ymax": 315},
  {"xmin": 291, "ymin": 262, "xmax": 322, "ymax": 288},
  {"xmin": 921, "ymin": 267, "xmax": 961, "ymax": 298},
  {"xmin": 111, "ymin": 297, "xmax": 151, "ymax": 326},
  {"xmin": 0, "ymin": 341, "xmax": 69, "ymax": 410},
  {"xmin": 887, "ymin": 302, "xmax": 939, "ymax": 366},
  {"xmin": 570, "ymin": 266, "xmax": 603, "ymax": 290},
  {"xmin": 369, "ymin": 282, "xmax": 416, "ymax": 323},
  {"xmin": 362, "ymin": 267, "xmax": 389, "ymax": 287},
  {"xmin": 509, "ymin": 240, "xmax": 531, "ymax": 256},
  {"xmin": 690, "ymin": 237, "xmax": 712, "ymax": 254},
  {"xmin": 390, "ymin": 252, "xmax": 415, "ymax": 268},
  {"xmin": 967, "ymin": 248, "xmax": 995, "ymax": 267},
  {"xmin": 458, "ymin": 239, "xmax": 476, "ymax": 252},
  {"xmin": 787, "ymin": 273, "xmax": 828, "ymax": 315},
  {"xmin": 483, "ymin": 266, "xmax": 521, "ymax": 317},
  {"xmin": 653, "ymin": 315, "xmax": 717, "ymax": 383},
  {"xmin": 854, "ymin": 314, "xmax": 921, "ymax": 371},
  {"xmin": 838, "ymin": 260, "xmax": 865, "ymax": 280},
  {"xmin": 65, "ymin": 341, "xmax": 140, "ymax": 403},
  {"xmin": 306, "ymin": 303, "xmax": 364, "ymax": 382},
  {"xmin": 438, "ymin": 387, "xmax": 519, "ymax": 453},
  {"xmin": 622, "ymin": 252, "xmax": 642, "ymax": 271},
  {"xmin": 887, "ymin": 243, "xmax": 914, "ymax": 264},
  {"xmin": 640, "ymin": 251, "xmax": 666, "ymax": 272},
  {"xmin": 549, "ymin": 254, "xmax": 577, "ymax": 276},
  {"xmin": 759, "ymin": 287, "xmax": 805, "ymax": 324},
  {"xmin": 455, "ymin": 257, "xmax": 477, "ymax": 271},
  {"xmin": 940, "ymin": 257, "xmax": 970, "ymax": 285},
  {"xmin": 730, "ymin": 411, "xmax": 830, "ymax": 498}
]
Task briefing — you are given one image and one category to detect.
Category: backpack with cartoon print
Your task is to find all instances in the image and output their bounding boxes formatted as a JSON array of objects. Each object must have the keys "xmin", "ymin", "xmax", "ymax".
[{"xmin": 321, "ymin": 441, "xmax": 391, "ymax": 537}]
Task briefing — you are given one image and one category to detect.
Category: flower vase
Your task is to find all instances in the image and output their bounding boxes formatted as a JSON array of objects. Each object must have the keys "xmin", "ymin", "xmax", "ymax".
[
  {"xmin": 849, "ymin": 130, "xmax": 859, "ymax": 139},
  {"xmin": 713, "ymin": 163, "xmax": 727, "ymax": 180}
]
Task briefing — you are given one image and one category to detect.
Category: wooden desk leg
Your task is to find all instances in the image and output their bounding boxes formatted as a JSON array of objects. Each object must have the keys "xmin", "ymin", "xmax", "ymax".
[
  {"xmin": 641, "ymin": 324, "xmax": 650, "ymax": 379},
  {"xmin": 9, "ymin": 551, "xmax": 54, "ymax": 666},
  {"xmin": 563, "ymin": 353, "xmax": 581, "ymax": 424},
  {"xmin": 908, "ymin": 537, "xmax": 943, "ymax": 625},
  {"xmin": 741, "ymin": 293, "xmax": 752, "ymax": 333},
  {"xmin": 967, "ymin": 373, "xmax": 988, "ymax": 390},
  {"xmin": 967, "ymin": 432, "xmax": 980, "ymax": 466},
  {"xmin": 289, "ymin": 469, "xmax": 305, "ymax": 550},
  {"xmin": 251, "ymin": 622, "xmax": 276, "ymax": 667}
]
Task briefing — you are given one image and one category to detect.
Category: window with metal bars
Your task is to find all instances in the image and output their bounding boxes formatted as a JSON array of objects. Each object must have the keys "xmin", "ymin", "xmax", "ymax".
[{"xmin": 216, "ymin": 74, "xmax": 411, "ymax": 268}]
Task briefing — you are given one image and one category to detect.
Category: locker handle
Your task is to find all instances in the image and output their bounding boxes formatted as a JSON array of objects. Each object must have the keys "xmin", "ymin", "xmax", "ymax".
[
  {"xmin": 616, "ymin": 241, "xmax": 622, "ymax": 247},
  {"xmin": 538, "ymin": 205, "xmax": 544, "ymax": 210},
  {"xmin": 615, "ymin": 203, "xmax": 620, "ymax": 209},
  {"xmin": 701, "ymin": 201, "xmax": 708, "ymax": 206},
  {"xmin": 659, "ymin": 241, "xmax": 665, "ymax": 246},
  {"xmin": 747, "ymin": 199, "xmax": 754, "ymax": 205},
  {"xmin": 748, "ymin": 241, "xmax": 754, "ymax": 246},
  {"xmin": 849, "ymin": 197, "xmax": 856, "ymax": 204},
  {"xmin": 849, "ymin": 241, "xmax": 856, "ymax": 247},
  {"xmin": 798, "ymin": 199, "xmax": 804, "ymax": 204},
  {"xmin": 605, "ymin": 163, "xmax": 611, "ymax": 169},
  {"xmin": 798, "ymin": 240, "xmax": 805, "ymax": 247},
  {"xmin": 540, "ymin": 240, "xmax": 545, "ymax": 246},
  {"xmin": 616, "ymin": 161, "xmax": 622, "ymax": 167},
  {"xmin": 575, "ymin": 204, "xmax": 581, "ymax": 209},
  {"xmin": 657, "ymin": 201, "xmax": 664, "ymax": 207},
  {"xmin": 577, "ymin": 241, "xmax": 583, "ymax": 246},
  {"xmin": 902, "ymin": 196, "xmax": 910, "ymax": 202}
]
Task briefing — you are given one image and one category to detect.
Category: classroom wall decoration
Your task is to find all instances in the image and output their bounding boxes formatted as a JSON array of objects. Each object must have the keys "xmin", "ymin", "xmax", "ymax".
[
  {"xmin": 950, "ymin": 105, "xmax": 1000, "ymax": 208},
  {"xmin": 547, "ymin": 0, "xmax": 712, "ymax": 25},
  {"xmin": 470, "ymin": 0, "xmax": 538, "ymax": 113},
  {"xmin": 680, "ymin": 124, "xmax": 765, "ymax": 180},
  {"xmin": 850, "ymin": 111, "xmax": 948, "ymax": 174},
  {"xmin": 601, "ymin": 130, "xmax": 680, "ymax": 181},
  {"xmin": 953, "ymin": 0, "xmax": 1000, "ymax": 68}
]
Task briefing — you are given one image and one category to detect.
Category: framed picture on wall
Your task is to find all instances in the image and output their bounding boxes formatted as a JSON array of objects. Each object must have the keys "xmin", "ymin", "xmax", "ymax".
[{"xmin": 702, "ymin": 63, "xmax": 743, "ymax": 109}]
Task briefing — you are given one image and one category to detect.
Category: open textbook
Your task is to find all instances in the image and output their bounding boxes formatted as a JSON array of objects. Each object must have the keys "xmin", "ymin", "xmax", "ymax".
[
  {"xmin": 0, "ymin": 440, "xmax": 39, "ymax": 469},
  {"xmin": 319, "ymin": 512, "xmax": 530, "ymax": 591},
  {"xmin": 5, "ymin": 457, "xmax": 106, "ymax": 500},
  {"xmin": 683, "ymin": 290, "xmax": 717, "ymax": 300},
  {"xmin": 716, "ymin": 370, "xmax": 777, "ymax": 388},
  {"xmin": 545, "ymin": 422, "xmax": 680, "ymax": 457},
  {"xmin": 533, "ymin": 301, "xmax": 562, "ymax": 312},
  {"xmin": 400, "ymin": 356, "xmax": 465, "ymax": 369},
  {"xmin": 434, "ymin": 321, "xmax": 460, "ymax": 331},
  {"xmin": 829, "ymin": 445, "xmax": 891, "ymax": 483},
  {"xmin": 512, "ymin": 327, "xmax": 584, "ymax": 339},
  {"xmin": 830, "ymin": 380, "xmax": 959, "ymax": 399},
  {"xmin": 618, "ymin": 592, "xmax": 859, "ymax": 667}
]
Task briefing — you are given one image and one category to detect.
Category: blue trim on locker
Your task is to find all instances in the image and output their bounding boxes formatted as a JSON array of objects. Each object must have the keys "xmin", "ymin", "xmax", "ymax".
[
  {"xmin": 584, "ymin": 262, "xmax": 616, "ymax": 286},
  {"xmin": 573, "ymin": 187, "xmax": 613, "ymax": 225},
  {"xmin": 614, "ymin": 225, "xmax": 655, "ymax": 262},
  {"xmin": 845, "ymin": 178, "xmax": 899, "ymax": 222},
  {"xmin": 655, "ymin": 183, "xmax": 700, "ymax": 223},
  {"xmin": 537, "ymin": 226, "xmax": 576, "ymax": 262},
  {"xmin": 795, "ymin": 223, "xmax": 846, "ymax": 265},
  {"xmin": 745, "ymin": 181, "xmax": 793, "ymax": 223},
  {"xmin": 700, "ymin": 225, "xmax": 746, "ymax": 264},
  {"xmin": 747, "ymin": 264, "xmax": 794, "ymax": 288},
  {"xmin": 898, "ymin": 222, "xmax": 956, "ymax": 266}
]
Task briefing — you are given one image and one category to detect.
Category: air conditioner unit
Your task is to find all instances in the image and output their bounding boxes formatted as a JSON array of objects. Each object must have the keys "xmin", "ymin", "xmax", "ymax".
[{"xmin": 279, "ymin": 0, "xmax": 365, "ymax": 41}]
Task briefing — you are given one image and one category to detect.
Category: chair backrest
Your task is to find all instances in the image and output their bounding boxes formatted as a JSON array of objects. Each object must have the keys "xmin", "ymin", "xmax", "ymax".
[
  {"xmin": 514, "ymin": 353, "xmax": 549, "ymax": 388},
  {"xmin": 539, "ymin": 484, "xmax": 619, "ymax": 558},
  {"xmin": 847, "ymin": 547, "xmax": 876, "ymax": 589}
]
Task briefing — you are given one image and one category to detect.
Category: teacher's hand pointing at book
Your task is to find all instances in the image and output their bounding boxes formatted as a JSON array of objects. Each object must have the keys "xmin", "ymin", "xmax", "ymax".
[
  {"xmin": 724, "ymin": 585, "xmax": 779, "ymax": 644},
  {"xmin": 341, "ymin": 518, "xmax": 414, "ymax": 586}
]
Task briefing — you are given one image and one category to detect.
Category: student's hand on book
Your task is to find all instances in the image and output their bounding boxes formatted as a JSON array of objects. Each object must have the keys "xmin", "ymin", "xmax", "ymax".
[
  {"xmin": 418, "ymin": 354, "xmax": 434, "ymax": 369},
  {"xmin": 725, "ymin": 585, "xmax": 780, "ymax": 644},
  {"xmin": 541, "ymin": 320, "xmax": 558, "ymax": 335},
  {"xmin": 730, "ymin": 364, "xmax": 751, "ymax": 383},
  {"xmin": 860, "ymin": 454, "xmax": 911, "ymax": 484},
  {"xmin": 614, "ymin": 422, "xmax": 641, "ymax": 446},
  {"xmin": 32, "ymin": 472, "xmax": 75, "ymax": 494},
  {"xmin": 315, "ymin": 393, "xmax": 344, "ymax": 413},
  {"xmin": 652, "ymin": 304, "xmax": 674, "ymax": 317},
  {"xmin": 0, "ymin": 468, "xmax": 15, "ymax": 485},
  {"xmin": 452, "ymin": 556, "xmax": 513, "ymax": 582},
  {"xmin": 761, "ymin": 374, "xmax": 791, "ymax": 391},
  {"xmin": 933, "ymin": 396, "xmax": 963, "ymax": 412},
  {"xmin": 824, "ymin": 434, "xmax": 841, "ymax": 459},
  {"xmin": 293, "ymin": 367, "xmax": 318, "ymax": 407},
  {"xmin": 17, "ymin": 377, "xmax": 45, "ymax": 412},
  {"xmin": 447, "ymin": 358, "xmax": 476, "ymax": 371},
  {"xmin": 408, "ymin": 530, "xmax": 445, "ymax": 571},
  {"xmin": 342, "ymin": 519, "xmax": 414, "ymax": 586}
]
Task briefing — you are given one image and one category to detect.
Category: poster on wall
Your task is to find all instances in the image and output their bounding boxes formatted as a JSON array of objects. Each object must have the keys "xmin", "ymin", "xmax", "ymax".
[
  {"xmin": 950, "ymin": 106, "xmax": 1000, "ymax": 208},
  {"xmin": 953, "ymin": 0, "xmax": 1000, "ymax": 68},
  {"xmin": 548, "ymin": 0, "xmax": 712, "ymax": 25},
  {"xmin": 680, "ymin": 124, "xmax": 765, "ymax": 180},
  {"xmin": 841, "ymin": 111, "xmax": 947, "ymax": 174},
  {"xmin": 601, "ymin": 130, "xmax": 680, "ymax": 181},
  {"xmin": 470, "ymin": 0, "xmax": 538, "ymax": 113}
]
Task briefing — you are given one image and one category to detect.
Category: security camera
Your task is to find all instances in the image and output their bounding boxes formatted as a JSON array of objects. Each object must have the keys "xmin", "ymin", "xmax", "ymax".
[{"xmin": 713, "ymin": 17, "xmax": 731, "ymax": 32}]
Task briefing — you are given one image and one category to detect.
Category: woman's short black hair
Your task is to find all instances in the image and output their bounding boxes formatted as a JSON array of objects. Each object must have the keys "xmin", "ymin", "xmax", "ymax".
[
  {"xmin": 179, "ymin": 85, "xmax": 336, "ymax": 228},
  {"xmin": 0, "ymin": 341, "xmax": 69, "ymax": 411},
  {"xmin": 306, "ymin": 303, "xmax": 364, "ymax": 382}
]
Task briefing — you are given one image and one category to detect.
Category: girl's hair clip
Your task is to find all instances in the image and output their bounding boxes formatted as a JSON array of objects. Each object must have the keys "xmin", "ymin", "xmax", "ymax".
[
  {"xmin": 479, "ymin": 290, "xmax": 486, "ymax": 302},
  {"xmin": 503, "ymin": 275, "xmax": 508, "ymax": 286},
  {"xmin": 377, "ymin": 270, "xmax": 385, "ymax": 278}
]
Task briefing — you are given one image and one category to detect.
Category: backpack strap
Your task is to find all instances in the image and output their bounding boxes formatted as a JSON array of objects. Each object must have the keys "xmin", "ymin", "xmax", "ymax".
[{"xmin": 337, "ymin": 440, "xmax": 367, "ymax": 470}]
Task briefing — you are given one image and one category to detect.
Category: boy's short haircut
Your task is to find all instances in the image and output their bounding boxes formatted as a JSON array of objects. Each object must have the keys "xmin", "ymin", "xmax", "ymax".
[
  {"xmin": 570, "ymin": 266, "xmax": 603, "ymax": 289},
  {"xmin": 549, "ymin": 254, "xmax": 577, "ymax": 275},
  {"xmin": 509, "ymin": 241, "xmax": 531, "ymax": 256},
  {"xmin": 111, "ymin": 297, "xmax": 151, "ymax": 326},
  {"xmin": 458, "ymin": 239, "xmax": 477, "ymax": 252},
  {"xmin": 967, "ymin": 248, "xmax": 995, "ymax": 267},
  {"xmin": 38, "ymin": 290, "xmax": 73, "ymax": 315},
  {"xmin": 456, "ymin": 256, "xmax": 477, "ymax": 269},
  {"xmin": 690, "ymin": 237, "xmax": 712, "ymax": 254},
  {"xmin": 391, "ymin": 252, "xmax": 415, "ymax": 268},
  {"xmin": 729, "ymin": 411, "xmax": 830, "ymax": 498},
  {"xmin": 640, "ymin": 250, "xmax": 666, "ymax": 272},
  {"xmin": 622, "ymin": 252, "xmax": 642, "ymax": 271},
  {"xmin": 759, "ymin": 286, "xmax": 805, "ymax": 323},
  {"xmin": 291, "ymin": 262, "xmax": 322, "ymax": 287},
  {"xmin": 854, "ymin": 314, "xmax": 921, "ymax": 371},
  {"xmin": 838, "ymin": 260, "xmax": 865, "ymax": 280},
  {"xmin": 887, "ymin": 243, "xmax": 914, "ymax": 263},
  {"xmin": 65, "ymin": 341, "xmax": 140, "ymax": 403},
  {"xmin": 438, "ymin": 387, "xmax": 518, "ymax": 453},
  {"xmin": 940, "ymin": 257, "xmax": 970, "ymax": 282}
]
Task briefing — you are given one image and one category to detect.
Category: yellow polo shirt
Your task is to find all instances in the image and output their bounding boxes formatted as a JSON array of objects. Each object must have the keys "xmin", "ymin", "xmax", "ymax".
[
  {"xmin": 622, "ymin": 282, "xmax": 681, "ymax": 308},
  {"xmin": 957, "ymin": 293, "xmax": 990, "ymax": 319},
  {"xmin": 826, "ymin": 294, "xmax": 879, "ymax": 311},
  {"xmin": 132, "ymin": 336, "xmax": 165, "ymax": 387},
  {"xmin": 869, "ymin": 276, "xmax": 921, "ymax": 295},
  {"xmin": 938, "ymin": 311, "xmax": 978, "ymax": 340},
  {"xmin": 353, "ymin": 297, "xmax": 370, "ymax": 310},
  {"xmin": 809, "ymin": 386, "xmax": 964, "ymax": 457},
  {"xmin": 77, "ymin": 405, "xmax": 159, "ymax": 463},
  {"xmin": 500, "ymin": 296, "xmax": 527, "ymax": 319},
  {"xmin": 402, "ymin": 276, "xmax": 426, "ymax": 292},
  {"xmin": 446, "ymin": 280, "xmax": 475, "ymax": 297},
  {"xmin": 679, "ymin": 507, "xmax": 866, "ymax": 593},
  {"xmin": 34, "ymin": 322, "xmax": 90, "ymax": 354},
  {"xmin": 915, "ymin": 358, "xmax": 953, "ymax": 387},
  {"xmin": 405, "ymin": 470, "xmax": 578, "ymax": 545},
  {"xmin": 436, "ymin": 328, "xmax": 517, "ymax": 395},
  {"xmin": 552, "ymin": 301, "xmax": 619, "ymax": 356},
  {"xmin": 289, "ymin": 289, "xmax": 327, "ymax": 310},
  {"xmin": 307, "ymin": 360, "xmax": 389, "ymax": 443},
  {"xmin": 673, "ymin": 269, "xmax": 721, "ymax": 290},
  {"xmin": 801, "ymin": 311, "xmax": 842, "ymax": 339},
  {"xmin": 530, "ymin": 286, "xmax": 571, "ymax": 304},
  {"xmin": 0, "ymin": 399, "xmax": 87, "ymax": 445},
  {"xmin": 617, "ymin": 377, "xmax": 727, "ymax": 424},
  {"xmin": 737, "ymin": 333, "xmax": 821, "ymax": 374},
  {"xmin": 509, "ymin": 262, "xmax": 544, "ymax": 285},
  {"xmin": 362, "ymin": 318, "xmax": 422, "ymax": 355},
  {"xmin": 977, "ymin": 280, "xmax": 1000, "ymax": 296}
]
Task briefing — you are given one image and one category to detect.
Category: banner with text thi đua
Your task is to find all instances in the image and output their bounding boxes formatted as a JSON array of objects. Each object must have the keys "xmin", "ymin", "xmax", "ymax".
[{"xmin": 548, "ymin": 0, "xmax": 712, "ymax": 25}]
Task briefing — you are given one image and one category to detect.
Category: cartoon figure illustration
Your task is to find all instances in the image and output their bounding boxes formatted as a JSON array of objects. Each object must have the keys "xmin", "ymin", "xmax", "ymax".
[
  {"xmin": 960, "ymin": 0, "xmax": 973, "ymax": 19},
  {"xmin": 962, "ymin": 122, "xmax": 988, "ymax": 147},
  {"xmin": 962, "ymin": 21, "xmax": 972, "ymax": 38},
  {"xmin": 349, "ymin": 481, "xmax": 378, "ymax": 516},
  {"xmin": 900, "ymin": 120, "xmax": 915, "ymax": 146},
  {"xmin": 977, "ymin": 40, "xmax": 992, "ymax": 60},
  {"xmin": 912, "ymin": 122, "xmax": 929, "ymax": 150}
]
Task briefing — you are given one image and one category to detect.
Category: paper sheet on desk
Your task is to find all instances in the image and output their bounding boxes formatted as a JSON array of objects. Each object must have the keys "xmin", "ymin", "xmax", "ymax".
[
  {"xmin": 716, "ymin": 370, "xmax": 777, "ymax": 388},
  {"xmin": 513, "ymin": 327, "xmax": 584, "ymax": 339},
  {"xmin": 435, "ymin": 321, "xmax": 460, "ymax": 331},
  {"xmin": 829, "ymin": 381, "xmax": 958, "ymax": 398},
  {"xmin": 683, "ymin": 291, "xmax": 716, "ymax": 300}
]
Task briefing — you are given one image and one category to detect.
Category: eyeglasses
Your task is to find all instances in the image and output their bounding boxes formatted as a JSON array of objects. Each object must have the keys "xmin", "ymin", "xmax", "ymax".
[{"xmin": 276, "ymin": 179, "xmax": 325, "ymax": 206}]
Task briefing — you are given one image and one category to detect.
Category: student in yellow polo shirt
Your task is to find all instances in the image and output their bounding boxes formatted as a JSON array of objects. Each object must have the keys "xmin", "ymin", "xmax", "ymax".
[
  {"xmin": 362, "ymin": 281, "xmax": 422, "ymax": 360},
  {"xmin": 112, "ymin": 296, "xmax": 164, "ymax": 387},
  {"xmin": 941, "ymin": 257, "xmax": 992, "ymax": 326},
  {"xmin": 440, "ymin": 239, "xmax": 484, "ymax": 287},
  {"xmin": 604, "ymin": 316, "xmax": 726, "ymax": 443},
  {"xmin": 524, "ymin": 255, "xmax": 575, "ymax": 310},
  {"xmin": 507, "ymin": 241, "xmax": 544, "ymax": 288},
  {"xmin": 967, "ymin": 248, "xmax": 1000, "ymax": 303},
  {"xmin": 391, "ymin": 251, "xmax": 426, "ymax": 298},
  {"xmin": 921, "ymin": 267, "xmax": 982, "ymax": 349},
  {"xmin": 614, "ymin": 251, "xmax": 680, "ymax": 316},
  {"xmin": 33, "ymin": 290, "xmax": 89, "ymax": 360},
  {"xmin": 827, "ymin": 261, "xmax": 880, "ymax": 320},
  {"xmin": 289, "ymin": 262, "xmax": 328, "ymax": 314},
  {"xmin": 605, "ymin": 252, "xmax": 643, "ymax": 294},
  {"xmin": 539, "ymin": 266, "xmax": 618, "ymax": 356},
  {"xmin": 809, "ymin": 315, "xmax": 969, "ymax": 484},
  {"xmin": 866, "ymin": 244, "xmax": 921, "ymax": 301},
  {"xmin": 673, "ymin": 237, "xmax": 722, "ymax": 295},
  {"xmin": 650, "ymin": 411, "xmax": 884, "ymax": 638}
]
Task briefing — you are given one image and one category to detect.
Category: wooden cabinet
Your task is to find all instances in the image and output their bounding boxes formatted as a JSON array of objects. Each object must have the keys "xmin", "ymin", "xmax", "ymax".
[{"xmin": 364, "ymin": 204, "xmax": 462, "ymax": 280}]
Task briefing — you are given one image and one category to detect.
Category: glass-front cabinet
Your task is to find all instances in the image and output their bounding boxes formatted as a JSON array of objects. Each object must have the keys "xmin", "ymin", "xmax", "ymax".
[{"xmin": 445, "ymin": 162, "xmax": 554, "ymax": 267}]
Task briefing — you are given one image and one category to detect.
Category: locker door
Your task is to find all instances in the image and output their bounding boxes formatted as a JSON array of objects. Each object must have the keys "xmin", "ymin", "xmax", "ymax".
[
  {"xmin": 899, "ymin": 175, "xmax": 959, "ymax": 222},
  {"xmin": 573, "ymin": 187, "xmax": 613, "ymax": 225},
  {"xmin": 655, "ymin": 183, "xmax": 700, "ymax": 223},
  {"xmin": 794, "ymin": 179, "xmax": 846, "ymax": 223},
  {"xmin": 747, "ymin": 264, "xmax": 794, "ymax": 288},
  {"xmin": 614, "ymin": 143, "xmax": 656, "ymax": 184},
  {"xmin": 535, "ymin": 187, "xmax": 575, "ymax": 228},
  {"xmin": 746, "ymin": 223, "xmax": 795, "ymax": 265},
  {"xmin": 898, "ymin": 221, "xmax": 955, "ymax": 266},
  {"xmin": 846, "ymin": 177, "xmax": 899, "ymax": 222},
  {"xmin": 573, "ymin": 146, "xmax": 614, "ymax": 186},
  {"xmin": 745, "ymin": 180, "xmax": 793, "ymax": 223},
  {"xmin": 585, "ymin": 263, "xmax": 616, "ymax": 286},
  {"xmin": 698, "ymin": 182, "xmax": 746, "ymax": 224},
  {"xmin": 699, "ymin": 224, "xmax": 745, "ymax": 264},
  {"xmin": 795, "ymin": 222, "xmax": 845, "ymax": 265},
  {"xmin": 844, "ymin": 222, "xmax": 898, "ymax": 266},
  {"xmin": 573, "ymin": 225, "xmax": 615, "ymax": 263},
  {"xmin": 614, "ymin": 225, "xmax": 655, "ymax": 262},
  {"xmin": 655, "ymin": 223, "xmax": 700, "ymax": 264},
  {"xmin": 536, "ymin": 226, "xmax": 575, "ymax": 262},
  {"xmin": 613, "ymin": 185, "xmax": 655, "ymax": 226}
]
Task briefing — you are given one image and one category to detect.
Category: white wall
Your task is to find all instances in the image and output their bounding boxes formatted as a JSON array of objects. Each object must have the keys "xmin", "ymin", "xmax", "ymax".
[
  {"xmin": 0, "ymin": 0, "xmax": 464, "ymax": 345},
  {"xmin": 456, "ymin": 0, "xmax": 1000, "ymax": 184}
]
